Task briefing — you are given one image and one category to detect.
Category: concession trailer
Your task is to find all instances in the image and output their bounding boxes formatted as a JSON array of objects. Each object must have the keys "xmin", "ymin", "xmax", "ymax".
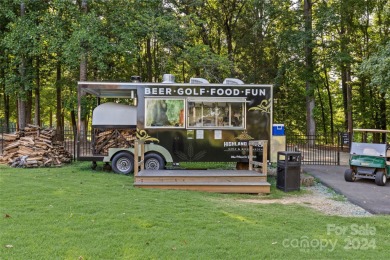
[{"xmin": 77, "ymin": 74, "xmax": 273, "ymax": 174}]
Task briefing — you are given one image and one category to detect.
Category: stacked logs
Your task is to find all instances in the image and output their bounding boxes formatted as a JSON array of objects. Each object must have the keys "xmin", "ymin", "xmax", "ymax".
[
  {"xmin": 93, "ymin": 128, "xmax": 136, "ymax": 155},
  {"xmin": 0, "ymin": 125, "xmax": 73, "ymax": 167}
]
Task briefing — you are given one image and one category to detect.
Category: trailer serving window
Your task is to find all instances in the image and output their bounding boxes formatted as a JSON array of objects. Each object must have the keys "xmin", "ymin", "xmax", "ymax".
[
  {"xmin": 187, "ymin": 98, "xmax": 246, "ymax": 129},
  {"xmin": 145, "ymin": 98, "xmax": 185, "ymax": 128}
]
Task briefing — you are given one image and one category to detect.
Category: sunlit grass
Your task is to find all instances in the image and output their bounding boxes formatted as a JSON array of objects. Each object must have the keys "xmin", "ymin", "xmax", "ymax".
[{"xmin": 1, "ymin": 162, "xmax": 389, "ymax": 259}]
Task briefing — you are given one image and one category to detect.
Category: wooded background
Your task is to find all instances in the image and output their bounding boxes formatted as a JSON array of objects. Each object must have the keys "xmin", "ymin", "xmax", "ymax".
[{"xmin": 0, "ymin": 0, "xmax": 389, "ymax": 139}]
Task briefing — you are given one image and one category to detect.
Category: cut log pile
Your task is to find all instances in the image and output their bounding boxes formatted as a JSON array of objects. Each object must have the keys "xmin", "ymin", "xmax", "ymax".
[
  {"xmin": 93, "ymin": 128, "xmax": 136, "ymax": 155},
  {"xmin": 0, "ymin": 125, "xmax": 73, "ymax": 167}
]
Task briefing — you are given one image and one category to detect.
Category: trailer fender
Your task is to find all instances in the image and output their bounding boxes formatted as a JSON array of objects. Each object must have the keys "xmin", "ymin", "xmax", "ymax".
[
  {"xmin": 144, "ymin": 144, "xmax": 173, "ymax": 163},
  {"xmin": 104, "ymin": 148, "xmax": 132, "ymax": 162},
  {"xmin": 104, "ymin": 144, "xmax": 173, "ymax": 163}
]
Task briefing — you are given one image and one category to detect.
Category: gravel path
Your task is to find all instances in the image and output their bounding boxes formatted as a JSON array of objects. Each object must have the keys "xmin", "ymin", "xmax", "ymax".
[{"xmin": 239, "ymin": 182, "xmax": 372, "ymax": 217}]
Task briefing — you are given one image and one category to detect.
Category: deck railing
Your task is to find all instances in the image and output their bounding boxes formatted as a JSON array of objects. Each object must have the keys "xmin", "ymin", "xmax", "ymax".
[
  {"xmin": 133, "ymin": 140, "xmax": 145, "ymax": 176},
  {"xmin": 248, "ymin": 140, "xmax": 268, "ymax": 175}
]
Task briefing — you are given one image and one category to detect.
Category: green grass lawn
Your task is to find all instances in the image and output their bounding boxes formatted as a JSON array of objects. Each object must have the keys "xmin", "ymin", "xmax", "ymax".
[{"xmin": 1, "ymin": 162, "xmax": 389, "ymax": 259}]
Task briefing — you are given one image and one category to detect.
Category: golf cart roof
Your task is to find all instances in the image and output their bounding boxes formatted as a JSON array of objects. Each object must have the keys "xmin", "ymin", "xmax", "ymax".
[{"xmin": 353, "ymin": 129, "xmax": 390, "ymax": 133}]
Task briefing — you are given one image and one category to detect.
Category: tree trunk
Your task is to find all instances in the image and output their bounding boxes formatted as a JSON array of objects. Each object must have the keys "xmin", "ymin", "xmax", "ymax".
[
  {"xmin": 226, "ymin": 23, "xmax": 234, "ymax": 75},
  {"xmin": 153, "ymin": 39, "xmax": 159, "ymax": 82},
  {"xmin": 323, "ymin": 66, "xmax": 334, "ymax": 140},
  {"xmin": 56, "ymin": 60, "xmax": 64, "ymax": 141},
  {"xmin": 346, "ymin": 68, "xmax": 353, "ymax": 134},
  {"xmin": 79, "ymin": 52, "xmax": 87, "ymax": 140},
  {"xmin": 78, "ymin": 0, "xmax": 88, "ymax": 141},
  {"xmin": 146, "ymin": 38, "xmax": 153, "ymax": 82},
  {"xmin": 1, "ymin": 53, "xmax": 10, "ymax": 132},
  {"xmin": 18, "ymin": 2, "xmax": 27, "ymax": 130},
  {"xmin": 304, "ymin": 0, "xmax": 316, "ymax": 142},
  {"xmin": 35, "ymin": 57, "xmax": 41, "ymax": 126},
  {"xmin": 49, "ymin": 108, "xmax": 53, "ymax": 128},
  {"xmin": 18, "ymin": 74, "xmax": 27, "ymax": 129},
  {"xmin": 137, "ymin": 44, "xmax": 142, "ymax": 77},
  {"xmin": 380, "ymin": 92, "xmax": 386, "ymax": 141},
  {"xmin": 341, "ymin": 67, "xmax": 350, "ymax": 130},
  {"xmin": 316, "ymin": 84, "xmax": 327, "ymax": 140},
  {"xmin": 71, "ymin": 109, "xmax": 77, "ymax": 143},
  {"xmin": 4, "ymin": 94, "xmax": 10, "ymax": 132},
  {"xmin": 340, "ymin": 0, "xmax": 353, "ymax": 134},
  {"xmin": 26, "ymin": 89, "xmax": 32, "ymax": 125}
]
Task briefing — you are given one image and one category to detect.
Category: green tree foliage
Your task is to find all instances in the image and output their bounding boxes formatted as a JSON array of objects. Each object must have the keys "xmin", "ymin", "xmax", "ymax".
[
  {"xmin": 0, "ymin": 0, "xmax": 389, "ymax": 136},
  {"xmin": 360, "ymin": 43, "xmax": 390, "ymax": 91}
]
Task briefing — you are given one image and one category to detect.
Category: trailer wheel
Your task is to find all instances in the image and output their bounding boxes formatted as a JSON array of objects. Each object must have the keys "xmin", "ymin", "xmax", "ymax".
[
  {"xmin": 112, "ymin": 152, "xmax": 134, "ymax": 175},
  {"xmin": 344, "ymin": 169, "xmax": 356, "ymax": 182},
  {"xmin": 375, "ymin": 171, "xmax": 387, "ymax": 186},
  {"xmin": 144, "ymin": 153, "xmax": 165, "ymax": 170}
]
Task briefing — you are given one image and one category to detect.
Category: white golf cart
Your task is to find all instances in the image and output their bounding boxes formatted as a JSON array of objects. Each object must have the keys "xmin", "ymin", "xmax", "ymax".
[{"xmin": 345, "ymin": 129, "xmax": 390, "ymax": 186}]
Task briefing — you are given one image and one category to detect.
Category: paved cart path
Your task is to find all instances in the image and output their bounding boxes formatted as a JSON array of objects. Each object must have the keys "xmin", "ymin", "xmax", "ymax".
[{"xmin": 303, "ymin": 165, "xmax": 390, "ymax": 214}]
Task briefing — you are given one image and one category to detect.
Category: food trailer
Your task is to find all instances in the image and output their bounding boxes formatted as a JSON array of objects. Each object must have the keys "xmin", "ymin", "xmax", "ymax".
[{"xmin": 77, "ymin": 74, "xmax": 273, "ymax": 174}]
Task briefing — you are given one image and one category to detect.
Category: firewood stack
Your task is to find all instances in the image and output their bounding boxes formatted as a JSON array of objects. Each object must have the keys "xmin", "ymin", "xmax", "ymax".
[
  {"xmin": 0, "ymin": 125, "xmax": 73, "ymax": 168},
  {"xmin": 93, "ymin": 128, "xmax": 137, "ymax": 155}
]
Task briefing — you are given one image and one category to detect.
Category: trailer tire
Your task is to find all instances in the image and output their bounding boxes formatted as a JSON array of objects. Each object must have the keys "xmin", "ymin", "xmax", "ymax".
[
  {"xmin": 112, "ymin": 152, "xmax": 134, "ymax": 175},
  {"xmin": 144, "ymin": 153, "xmax": 165, "ymax": 170},
  {"xmin": 375, "ymin": 171, "xmax": 387, "ymax": 186}
]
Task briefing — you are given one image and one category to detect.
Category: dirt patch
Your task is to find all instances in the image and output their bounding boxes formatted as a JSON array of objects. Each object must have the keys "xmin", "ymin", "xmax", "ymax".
[{"xmin": 238, "ymin": 183, "xmax": 372, "ymax": 217}]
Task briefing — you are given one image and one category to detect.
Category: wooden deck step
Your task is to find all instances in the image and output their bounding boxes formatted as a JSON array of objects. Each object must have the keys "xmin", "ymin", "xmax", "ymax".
[
  {"xmin": 136, "ymin": 170, "xmax": 267, "ymax": 183},
  {"xmin": 134, "ymin": 182, "xmax": 270, "ymax": 194},
  {"xmin": 134, "ymin": 170, "xmax": 270, "ymax": 194}
]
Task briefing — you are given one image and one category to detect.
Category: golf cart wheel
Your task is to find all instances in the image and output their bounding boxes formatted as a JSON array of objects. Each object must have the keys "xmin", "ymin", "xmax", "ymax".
[
  {"xmin": 144, "ymin": 153, "xmax": 165, "ymax": 170},
  {"xmin": 112, "ymin": 152, "xmax": 134, "ymax": 175},
  {"xmin": 375, "ymin": 171, "xmax": 387, "ymax": 186},
  {"xmin": 344, "ymin": 169, "xmax": 356, "ymax": 182}
]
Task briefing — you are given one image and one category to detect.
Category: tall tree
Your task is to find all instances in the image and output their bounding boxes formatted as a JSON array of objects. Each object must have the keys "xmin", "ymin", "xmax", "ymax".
[
  {"xmin": 304, "ymin": 0, "xmax": 316, "ymax": 139},
  {"xmin": 17, "ymin": 2, "xmax": 27, "ymax": 130},
  {"xmin": 78, "ymin": 0, "xmax": 88, "ymax": 140},
  {"xmin": 339, "ymin": 0, "xmax": 354, "ymax": 134},
  {"xmin": 0, "ymin": 1, "xmax": 11, "ymax": 131}
]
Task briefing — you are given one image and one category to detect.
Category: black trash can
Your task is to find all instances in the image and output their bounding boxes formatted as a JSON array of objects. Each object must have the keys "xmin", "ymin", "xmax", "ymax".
[{"xmin": 277, "ymin": 151, "xmax": 301, "ymax": 192}]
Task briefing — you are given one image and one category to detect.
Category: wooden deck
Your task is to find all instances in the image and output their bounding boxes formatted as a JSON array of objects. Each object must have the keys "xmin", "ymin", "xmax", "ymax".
[
  {"xmin": 134, "ymin": 170, "xmax": 271, "ymax": 194},
  {"xmin": 133, "ymin": 139, "xmax": 270, "ymax": 194}
]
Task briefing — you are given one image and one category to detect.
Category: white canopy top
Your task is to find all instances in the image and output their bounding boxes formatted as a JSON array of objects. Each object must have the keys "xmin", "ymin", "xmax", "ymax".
[{"xmin": 92, "ymin": 102, "xmax": 137, "ymax": 127}]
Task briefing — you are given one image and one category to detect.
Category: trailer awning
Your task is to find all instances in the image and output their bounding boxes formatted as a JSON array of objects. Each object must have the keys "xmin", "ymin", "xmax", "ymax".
[{"xmin": 79, "ymin": 82, "xmax": 138, "ymax": 98}]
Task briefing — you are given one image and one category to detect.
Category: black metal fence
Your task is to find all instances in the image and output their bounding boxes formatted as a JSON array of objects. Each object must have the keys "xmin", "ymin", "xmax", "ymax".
[
  {"xmin": 54, "ymin": 128, "xmax": 77, "ymax": 160},
  {"xmin": 286, "ymin": 134, "xmax": 343, "ymax": 165},
  {"xmin": 1, "ymin": 123, "xmax": 346, "ymax": 166},
  {"xmin": 78, "ymin": 130, "xmax": 94, "ymax": 159}
]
